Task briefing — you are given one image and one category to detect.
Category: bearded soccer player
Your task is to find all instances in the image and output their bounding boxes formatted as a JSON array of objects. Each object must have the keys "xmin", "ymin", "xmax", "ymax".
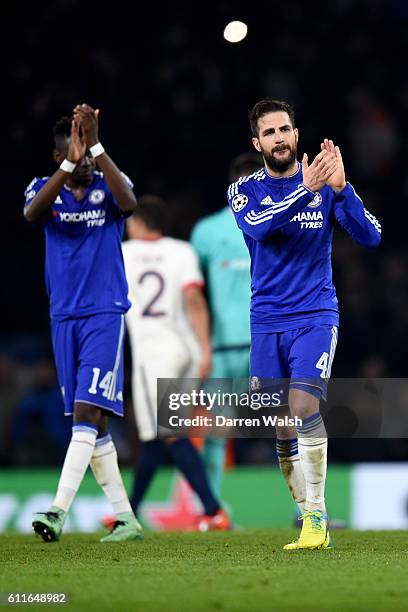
[
  {"xmin": 24, "ymin": 104, "xmax": 143, "ymax": 543},
  {"xmin": 227, "ymin": 99, "xmax": 381, "ymax": 550}
]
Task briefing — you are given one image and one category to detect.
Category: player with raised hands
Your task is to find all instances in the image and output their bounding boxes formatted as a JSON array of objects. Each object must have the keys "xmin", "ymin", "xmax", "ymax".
[
  {"xmin": 25, "ymin": 104, "xmax": 142, "ymax": 543},
  {"xmin": 228, "ymin": 98, "xmax": 381, "ymax": 550}
]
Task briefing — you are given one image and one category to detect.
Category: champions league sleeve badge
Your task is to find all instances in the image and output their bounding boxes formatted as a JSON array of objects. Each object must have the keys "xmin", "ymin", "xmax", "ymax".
[{"xmin": 232, "ymin": 193, "xmax": 249, "ymax": 212}]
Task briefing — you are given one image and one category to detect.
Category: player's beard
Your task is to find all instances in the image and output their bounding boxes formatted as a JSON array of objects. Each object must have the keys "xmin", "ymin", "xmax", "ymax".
[{"xmin": 262, "ymin": 143, "xmax": 297, "ymax": 173}]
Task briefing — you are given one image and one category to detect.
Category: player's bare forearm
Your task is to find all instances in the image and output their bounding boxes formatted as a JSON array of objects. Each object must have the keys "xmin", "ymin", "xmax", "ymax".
[
  {"xmin": 94, "ymin": 153, "xmax": 137, "ymax": 213},
  {"xmin": 183, "ymin": 286, "xmax": 212, "ymax": 378},
  {"xmin": 24, "ymin": 170, "xmax": 70, "ymax": 223}
]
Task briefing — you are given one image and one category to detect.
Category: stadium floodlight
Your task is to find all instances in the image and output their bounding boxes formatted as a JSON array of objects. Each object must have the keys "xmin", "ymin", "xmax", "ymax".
[{"xmin": 223, "ymin": 20, "xmax": 248, "ymax": 43}]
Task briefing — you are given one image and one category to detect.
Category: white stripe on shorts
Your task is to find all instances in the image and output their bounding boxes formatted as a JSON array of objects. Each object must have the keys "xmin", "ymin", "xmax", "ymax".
[
  {"xmin": 107, "ymin": 314, "xmax": 125, "ymax": 401},
  {"xmin": 326, "ymin": 326, "xmax": 338, "ymax": 380}
]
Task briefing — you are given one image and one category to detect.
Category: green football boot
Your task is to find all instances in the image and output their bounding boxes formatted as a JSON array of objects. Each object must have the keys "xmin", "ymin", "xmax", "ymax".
[
  {"xmin": 100, "ymin": 512, "xmax": 143, "ymax": 543},
  {"xmin": 32, "ymin": 507, "xmax": 65, "ymax": 542}
]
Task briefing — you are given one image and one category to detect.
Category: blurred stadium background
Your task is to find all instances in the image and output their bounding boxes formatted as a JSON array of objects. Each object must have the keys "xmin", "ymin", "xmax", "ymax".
[{"xmin": 2, "ymin": 0, "xmax": 408, "ymax": 533}]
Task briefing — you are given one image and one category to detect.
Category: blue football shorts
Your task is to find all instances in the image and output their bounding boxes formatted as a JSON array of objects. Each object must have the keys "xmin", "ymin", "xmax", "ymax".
[
  {"xmin": 250, "ymin": 325, "xmax": 338, "ymax": 403},
  {"xmin": 51, "ymin": 313, "xmax": 126, "ymax": 417}
]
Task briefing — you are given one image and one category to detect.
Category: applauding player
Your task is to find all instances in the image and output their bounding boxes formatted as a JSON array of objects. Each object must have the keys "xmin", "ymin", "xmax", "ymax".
[
  {"xmin": 228, "ymin": 99, "xmax": 381, "ymax": 549},
  {"xmin": 24, "ymin": 104, "xmax": 142, "ymax": 543}
]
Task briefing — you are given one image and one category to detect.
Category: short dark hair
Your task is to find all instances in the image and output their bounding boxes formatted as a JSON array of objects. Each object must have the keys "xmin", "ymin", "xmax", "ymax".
[
  {"xmin": 132, "ymin": 194, "xmax": 168, "ymax": 233},
  {"xmin": 53, "ymin": 116, "xmax": 72, "ymax": 139},
  {"xmin": 248, "ymin": 99, "xmax": 295, "ymax": 137},
  {"xmin": 53, "ymin": 116, "xmax": 72, "ymax": 148},
  {"xmin": 228, "ymin": 152, "xmax": 263, "ymax": 183}
]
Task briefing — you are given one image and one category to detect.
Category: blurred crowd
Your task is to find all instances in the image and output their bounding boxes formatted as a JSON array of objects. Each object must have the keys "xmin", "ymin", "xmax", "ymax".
[{"xmin": 2, "ymin": 0, "xmax": 408, "ymax": 466}]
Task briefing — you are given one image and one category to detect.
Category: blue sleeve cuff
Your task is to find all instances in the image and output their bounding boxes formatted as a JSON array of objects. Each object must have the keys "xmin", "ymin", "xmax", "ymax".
[{"xmin": 333, "ymin": 182, "xmax": 352, "ymax": 199}]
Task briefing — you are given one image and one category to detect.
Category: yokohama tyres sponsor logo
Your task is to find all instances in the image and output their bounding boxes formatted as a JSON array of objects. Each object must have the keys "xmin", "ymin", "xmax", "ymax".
[
  {"xmin": 57, "ymin": 209, "xmax": 106, "ymax": 227},
  {"xmin": 290, "ymin": 210, "xmax": 323, "ymax": 229}
]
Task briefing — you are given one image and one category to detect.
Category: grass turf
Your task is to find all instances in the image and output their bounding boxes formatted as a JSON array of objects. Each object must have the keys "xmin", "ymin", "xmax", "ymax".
[{"xmin": 1, "ymin": 530, "xmax": 407, "ymax": 611}]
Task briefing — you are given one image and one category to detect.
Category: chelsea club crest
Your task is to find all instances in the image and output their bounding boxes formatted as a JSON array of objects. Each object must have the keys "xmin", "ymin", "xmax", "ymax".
[
  {"xmin": 89, "ymin": 189, "xmax": 105, "ymax": 205},
  {"xmin": 307, "ymin": 193, "xmax": 322, "ymax": 208}
]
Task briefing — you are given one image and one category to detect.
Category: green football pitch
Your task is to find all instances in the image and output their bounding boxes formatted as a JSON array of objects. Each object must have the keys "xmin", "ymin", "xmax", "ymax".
[{"xmin": 1, "ymin": 530, "xmax": 407, "ymax": 611}]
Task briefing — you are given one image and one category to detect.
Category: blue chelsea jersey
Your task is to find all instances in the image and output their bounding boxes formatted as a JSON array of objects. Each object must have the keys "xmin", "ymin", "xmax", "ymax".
[
  {"xmin": 227, "ymin": 164, "xmax": 381, "ymax": 333},
  {"xmin": 24, "ymin": 171, "xmax": 132, "ymax": 320}
]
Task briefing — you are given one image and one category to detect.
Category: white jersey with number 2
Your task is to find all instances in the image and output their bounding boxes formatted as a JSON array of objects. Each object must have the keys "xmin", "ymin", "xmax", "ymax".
[
  {"xmin": 122, "ymin": 237, "xmax": 204, "ymax": 440},
  {"xmin": 122, "ymin": 237, "xmax": 204, "ymax": 347}
]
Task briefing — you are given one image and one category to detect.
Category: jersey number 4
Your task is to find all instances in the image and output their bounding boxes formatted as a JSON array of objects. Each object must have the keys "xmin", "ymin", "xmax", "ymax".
[{"xmin": 315, "ymin": 352, "xmax": 330, "ymax": 379}]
